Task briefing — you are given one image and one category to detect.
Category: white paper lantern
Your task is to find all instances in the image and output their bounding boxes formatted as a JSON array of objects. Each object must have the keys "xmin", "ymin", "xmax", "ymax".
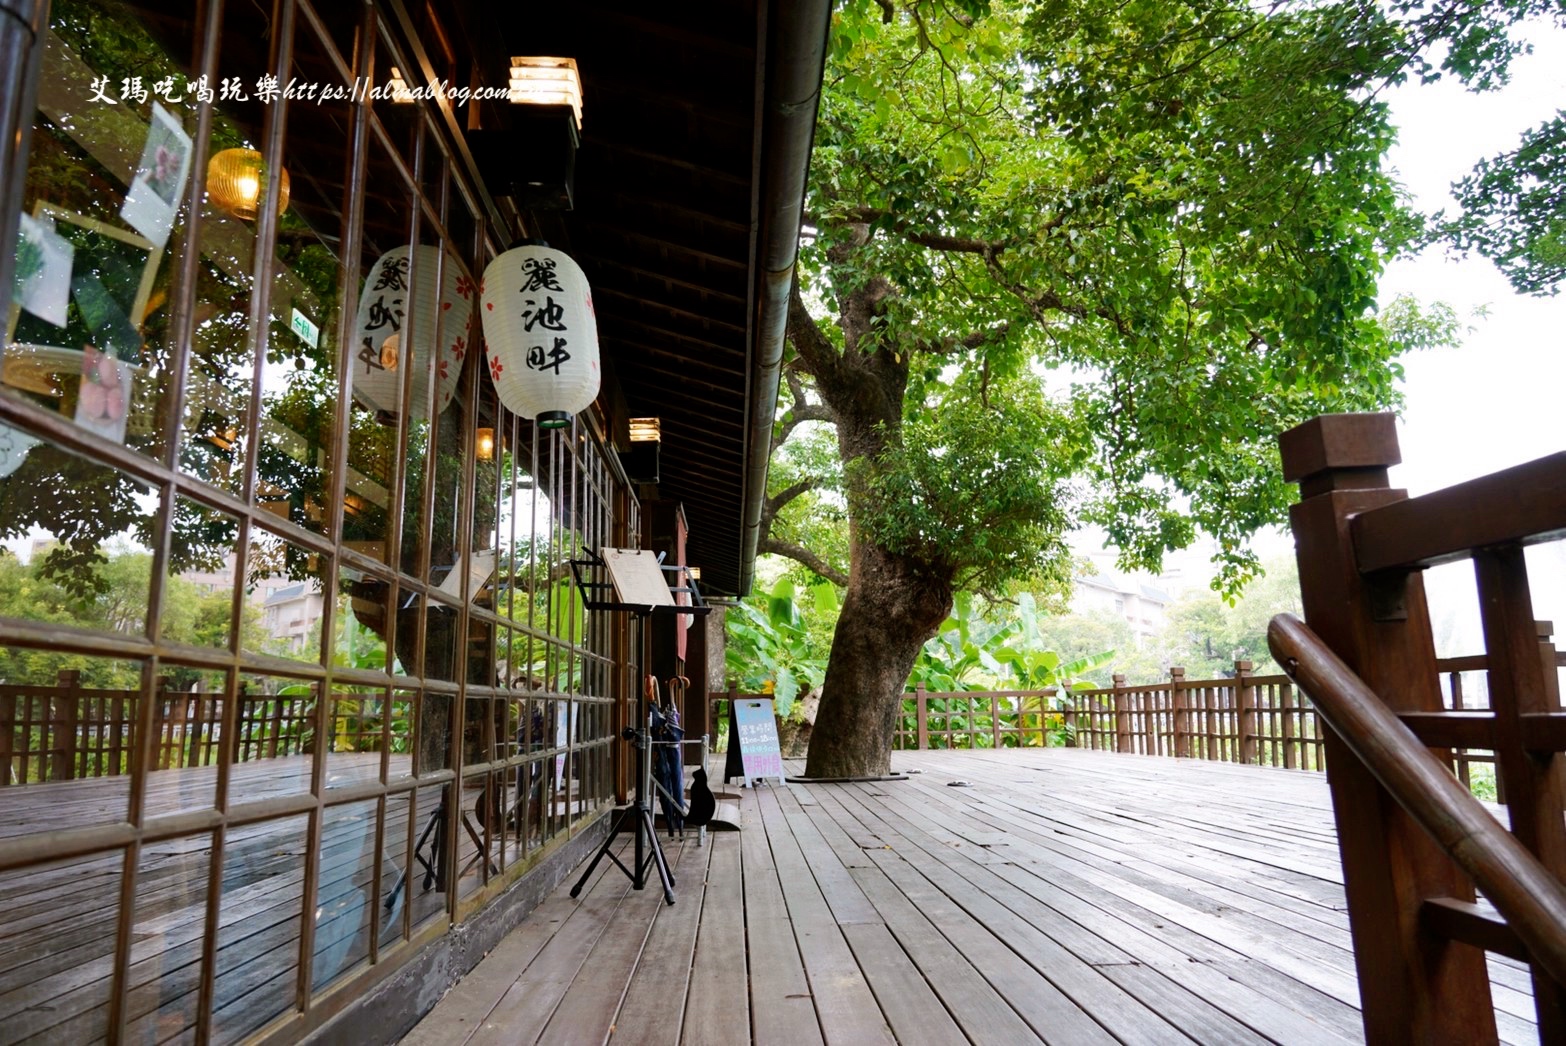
[
  {"xmin": 350, "ymin": 244, "xmax": 473, "ymax": 418},
  {"xmin": 480, "ymin": 244, "xmax": 600, "ymax": 428}
]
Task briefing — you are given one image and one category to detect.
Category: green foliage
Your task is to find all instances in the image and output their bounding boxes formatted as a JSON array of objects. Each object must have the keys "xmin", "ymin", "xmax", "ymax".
[
  {"xmin": 725, "ymin": 577, "xmax": 836, "ymax": 717},
  {"xmin": 1449, "ymin": 114, "xmax": 1566, "ymax": 295},
  {"xmin": 785, "ymin": 0, "xmax": 1435, "ymax": 612},
  {"xmin": 1159, "ymin": 557, "xmax": 1304, "ymax": 677},
  {"xmin": 909, "ymin": 591, "xmax": 1116, "ymax": 692},
  {"xmin": 860, "ymin": 375, "xmax": 1076, "ymax": 596}
]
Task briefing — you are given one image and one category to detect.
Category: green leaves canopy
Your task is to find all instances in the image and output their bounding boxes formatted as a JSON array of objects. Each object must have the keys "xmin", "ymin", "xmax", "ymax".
[{"xmin": 789, "ymin": 0, "xmax": 1426, "ymax": 596}]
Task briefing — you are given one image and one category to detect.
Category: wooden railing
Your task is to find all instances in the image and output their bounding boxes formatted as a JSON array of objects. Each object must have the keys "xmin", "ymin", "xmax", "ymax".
[
  {"xmin": 1277, "ymin": 412, "xmax": 1566, "ymax": 1043},
  {"xmin": 884, "ymin": 669, "xmax": 1330, "ymax": 768},
  {"xmin": 0, "ymin": 674, "xmax": 406, "ymax": 784},
  {"xmin": 707, "ymin": 650, "xmax": 1535, "ymax": 785}
]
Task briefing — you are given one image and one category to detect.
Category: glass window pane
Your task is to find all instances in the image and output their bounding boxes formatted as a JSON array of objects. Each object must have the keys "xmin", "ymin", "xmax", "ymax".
[
  {"xmin": 313, "ymin": 799, "xmax": 390, "ymax": 993},
  {"xmin": 242, "ymin": 527, "xmax": 326, "ymax": 664},
  {"xmin": 343, "ymin": 129, "xmax": 416, "ymax": 570},
  {"xmin": 0, "ymin": 439, "xmax": 159, "ymax": 637},
  {"xmin": 326, "ymin": 685, "xmax": 390, "ymax": 790},
  {"xmin": 229, "ymin": 672, "xmax": 319, "ymax": 801},
  {"xmin": 212, "ymin": 813, "xmax": 308, "ymax": 1043},
  {"xmin": 163, "ymin": 496, "xmax": 241, "ymax": 650},
  {"xmin": 0, "ymin": 851, "xmax": 122, "ymax": 1042},
  {"xmin": 335, "ymin": 567, "xmax": 389, "ymax": 673},
  {"xmin": 407, "ymin": 784, "xmax": 448, "ymax": 931},
  {"xmin": 0, "ymin": 654, "xmax": 142, "ymax": 838},
  {"xmin": 125, "ymin": 830, "xmax": 213, "ymax": 1041},
  {"xmin": 3, "ymin": 2, "xmax": 211, "ymax": 464}
]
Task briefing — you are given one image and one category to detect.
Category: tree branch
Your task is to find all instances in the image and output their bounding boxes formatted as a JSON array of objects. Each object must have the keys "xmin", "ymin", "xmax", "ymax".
[
  {"xmin": 764, "ymin": 479, "xmax": 818, "ymax": 525},
  {"xmin": 915, "ymin": 322, "xmax": 1013, "ymax": 356},
  {"xmin": 787, "ymin": 278, "xmax": 841, "ymax": 383},
  {"xmin": 759, "ymin": 537, "xmax": 850, "ymax": 588}
]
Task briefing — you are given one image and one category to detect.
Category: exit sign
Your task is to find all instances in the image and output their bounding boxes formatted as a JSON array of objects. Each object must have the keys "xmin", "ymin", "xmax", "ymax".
[{"xmin": 290, "ymin": 308, "xmax": 319, "ymax": 349}]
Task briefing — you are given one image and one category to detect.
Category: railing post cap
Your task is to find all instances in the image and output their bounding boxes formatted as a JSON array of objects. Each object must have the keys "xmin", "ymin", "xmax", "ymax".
[
  {"xmin": 1537, "ymin": 620, "xmax": 1555, "ymax": 640},
  {"xmin": 1235, "ymin": 660, "xmax": 1253, "ymax": 673},
  {"xmin": 1170, "ymin": 666, "xmax": 1186, "ymax": 678},
  {"xmin": 1278, "ymin": 413, "xmax": 1400, "ymax": 485},
  {"xmin": 1111, "ymin": 673, "xmax": 1126, "ymax": 685}
]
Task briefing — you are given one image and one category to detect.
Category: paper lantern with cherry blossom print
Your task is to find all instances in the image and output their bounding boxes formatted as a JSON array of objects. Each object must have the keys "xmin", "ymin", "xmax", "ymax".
[
  {"xmin": 480, "ymin": 243, "xmax": 599, "ymax": 429},
  {"xmin": 350, "ymin": 244, "xmax": 474, "ymax": 418}
]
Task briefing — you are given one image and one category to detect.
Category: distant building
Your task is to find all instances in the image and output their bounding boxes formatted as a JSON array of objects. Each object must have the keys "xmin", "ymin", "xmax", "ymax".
[
  {"xmin": 1070, "ymin": 570, "xmax": 1172, "ymax": 644},
  {"xmin": 260, "ymin": 581, "xmax": 325, "ymax": 654}
]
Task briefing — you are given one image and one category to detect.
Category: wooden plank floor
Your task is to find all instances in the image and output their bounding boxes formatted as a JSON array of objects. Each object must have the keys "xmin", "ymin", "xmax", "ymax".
[{"xmin": 405, "ymin": 748, "xmax": 1540, "ymax": 1046}]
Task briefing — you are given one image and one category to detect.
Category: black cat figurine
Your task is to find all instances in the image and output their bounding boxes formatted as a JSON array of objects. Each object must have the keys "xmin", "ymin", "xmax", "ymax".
[{"xmin": 685, "ymin": 767, "xmax": 716, "ymax": 827}]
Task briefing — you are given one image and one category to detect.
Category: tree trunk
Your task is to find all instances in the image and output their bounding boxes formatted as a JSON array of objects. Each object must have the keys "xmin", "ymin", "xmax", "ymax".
[{"xmin": 802, "ymin": 539, "xmax": 951, "ymax": 778}]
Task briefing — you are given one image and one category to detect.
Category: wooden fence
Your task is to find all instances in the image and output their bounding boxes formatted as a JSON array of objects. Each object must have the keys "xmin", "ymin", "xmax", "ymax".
[
  {"xmin": 0, "ymin": 672, "xmax": 404, "ymax": 784},
  {"xmin": 888, "ymin": 662, "xmax": 1330, "ymax": 770},
  {"xmin": 696, "ymin": 652, "xmax": 1537, "ymax": 784}
]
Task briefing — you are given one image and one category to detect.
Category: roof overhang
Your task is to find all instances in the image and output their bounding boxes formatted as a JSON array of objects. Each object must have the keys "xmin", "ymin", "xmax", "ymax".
[{"xmin": 479, "ymin": 1, "xmax": 829, "ymax": 596}]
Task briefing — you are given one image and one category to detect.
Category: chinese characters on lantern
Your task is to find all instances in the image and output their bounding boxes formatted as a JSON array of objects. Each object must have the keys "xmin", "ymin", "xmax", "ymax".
[
  {"xmin": 359, "ymin": 255, "xmax": 409, "ymax": 372},
  {"xmin": 517, "ymin": 258, "xmax": 573, "ymax": 376}
]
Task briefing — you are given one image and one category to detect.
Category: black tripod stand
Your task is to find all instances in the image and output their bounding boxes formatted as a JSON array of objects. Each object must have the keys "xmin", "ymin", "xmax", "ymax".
[{"xmin": 569, "ymin": 711, "xmax": 676, "ymax": 905}]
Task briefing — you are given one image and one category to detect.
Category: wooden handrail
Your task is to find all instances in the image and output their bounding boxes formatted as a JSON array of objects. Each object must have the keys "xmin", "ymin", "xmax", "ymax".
[
  {"xmin": 1269, "ymin": 612, "xmax": 1566, "ymax": 988},
  {"xmin": 1351, "ymin": 450, "xmax": 1566, "ymax": 573}
]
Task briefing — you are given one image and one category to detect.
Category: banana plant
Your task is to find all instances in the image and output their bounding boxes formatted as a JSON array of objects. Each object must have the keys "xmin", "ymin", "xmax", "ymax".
[{"xmin": 724, "ymin": 577, "xmax": 834, "ymax": 718}]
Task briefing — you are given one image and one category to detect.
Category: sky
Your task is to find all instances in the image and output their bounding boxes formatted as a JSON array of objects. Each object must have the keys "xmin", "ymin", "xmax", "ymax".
[{"xmin": 1376, "ymin": 24, "xmax": 1566, "ymax": 654}]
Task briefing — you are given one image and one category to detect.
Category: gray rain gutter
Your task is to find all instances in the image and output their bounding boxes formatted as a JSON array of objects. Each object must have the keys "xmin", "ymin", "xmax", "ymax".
[{"xmin": 739, "ymin": 0, "xmax": 831, "ymax": 598}]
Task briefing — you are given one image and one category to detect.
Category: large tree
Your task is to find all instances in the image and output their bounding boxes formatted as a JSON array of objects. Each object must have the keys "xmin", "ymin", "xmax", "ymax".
[{"xmin": 772, "ymin": 0, "xmax": 1455, "ymax": 779}]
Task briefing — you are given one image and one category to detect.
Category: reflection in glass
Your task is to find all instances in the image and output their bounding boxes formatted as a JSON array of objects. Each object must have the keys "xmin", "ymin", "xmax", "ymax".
[
  {"xmin": 389, "ymin": 687, "xmax": 417, "ymax": 781},
  {"xmin": 413, "ymin": 685, "xmax": 453, "ymax": 778},
  {"xmin": 163, "ymin": 496, "xmax": 241, "ymax": 650},
  {"xmin": 4, "ymin": 4, "xmax": 208, "ymax": 465},
  {"xmin": 241, "ymin": 528, "xmax": 326, "ymax": 664},
  {"xmin": 213, "ymin": 814, "xmax": 307, "ymax": 1043},
  {"xmin": 254, "ymin": 16, "xmax": 347, "ymax": 539},
  {"xmin": 313, "ymin": 800, "xmax": 397, "ymax": 992},
  {"xmin": 0, "ymin": 446, "xmax": 158, "ymax": 637},
  {"xmin": 127, "ymin": 832, "xmax": 212, "ymax": 1041},
  {"xmin": 0, "ymin": 653, "xmax": 142, "ymax": 837},
  {"xmin": 228, "ymin": 673, "xmax": 319, "ymax": 801},
  {"xmin": 409, "ymin": 785, "xmax": 449, "ymax": 931},
  {"xmin": 335, "ymin": 568, "xmax": 388, "ymax": 672},
  {"xmin": 0, "ymin": 853, "xmax": 121, "ymax": 1042}
]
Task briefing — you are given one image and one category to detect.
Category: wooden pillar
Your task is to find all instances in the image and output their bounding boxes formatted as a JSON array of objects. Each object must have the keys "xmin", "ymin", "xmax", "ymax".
[
  {"xmin": 1475, "ymin": 558, "xmax": 1566, "ymax": 1040},
  {"xmin": 1235, "ymin": 660, "xmax": 1256, "ymax": 765},
  {"xmin": 1279, "ymin": 412, "xmax": 1495, "ymax": 1042},
  {"xmin": 1171, "ymin": 667, "xmax": 1189, "ymax": 758},
  {"xmin": 0, "ymin": 687, "xmax": 15, "ymax": 785},
  {"xmin": 916, "ymin": 684, "xmax": 929, "ymax": 751},
  {"xmin": 54, "ymin": 670, "xmax": 81, "ymax": 781},
  {"xmin": 1111, "ymin": 674, "xmax": 1129, "ymax": 753}
]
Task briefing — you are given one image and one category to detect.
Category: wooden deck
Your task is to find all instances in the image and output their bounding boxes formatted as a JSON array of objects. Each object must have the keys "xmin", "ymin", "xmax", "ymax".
[
  {"xmin": 404, "ymin": 747, "xmax": 1539, "ymax": 1046},
  {"xmin": 0, "ymin": 756, "xmax": 514, "ymax": 1044}
]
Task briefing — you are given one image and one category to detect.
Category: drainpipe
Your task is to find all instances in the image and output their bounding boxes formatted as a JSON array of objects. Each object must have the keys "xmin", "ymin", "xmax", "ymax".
[
  {"xmin": 0, "ymin": 0, "xmax": 48, "ymax": 320},
  {"xmin": 739, "ymin": 0, "xmax": 830, "ymax": 598}
]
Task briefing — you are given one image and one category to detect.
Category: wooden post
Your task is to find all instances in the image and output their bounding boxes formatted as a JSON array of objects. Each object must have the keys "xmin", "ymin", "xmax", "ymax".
[
  {"xmin": 1170, "ymin": 667, "xmax": 1188, "ymax": 758},
  {"xmin": 1235, "ymin": 660, "xmax": 1256, "ymax": 765},
  {"xmin": 1111, "ymin": 674, "xmax": 1129, "ymax": 753},
  {"xmin": 53, "ymin": 670, "xmax": 81, "ymax": 781},
  {"xmin": 1475, "ymin": 554, "xmax": 1566, "ymax": 1041},
  {"xmin": 187, "ymin": 693, "xmax": 205, "ymax": 768},
  {"xmin": 916, "ymin": 684, "xmax": 929, "ymax": 750},
  {"xmin": 991, "ymin": 693, "xmax": 1002, "ymax": 749},
  {"xmin": 0, "ymin": 687, "xmax": 14, "ymax": 785},
  {"xmin": 267, "ymin": 691, "xmax": 286, "ymax": 759},
  {"xmin": 1279, "ymin": 412, "xmax": 1495, "ymax": 1042}
]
